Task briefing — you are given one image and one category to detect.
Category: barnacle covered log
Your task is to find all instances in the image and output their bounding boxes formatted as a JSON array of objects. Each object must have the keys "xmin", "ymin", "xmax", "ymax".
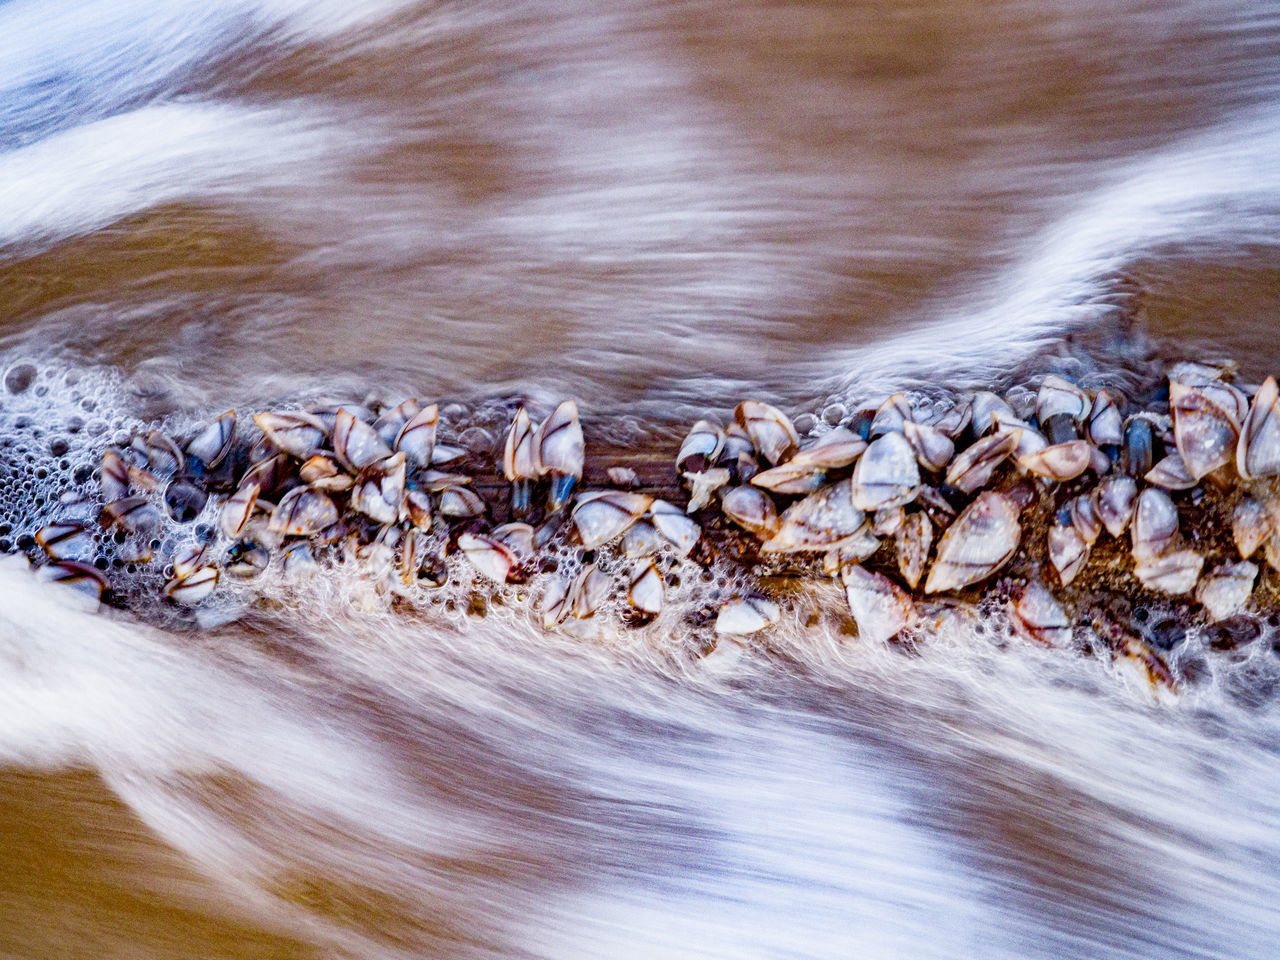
[{"xmin": 16, "ymin": 355, "xmax": 1280, "ymax": 695}]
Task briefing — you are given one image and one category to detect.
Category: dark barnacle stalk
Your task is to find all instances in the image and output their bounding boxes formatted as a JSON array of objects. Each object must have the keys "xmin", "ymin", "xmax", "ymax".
[{"xmin": 503, "ymin": 407, "xmax": 539, "ymax": 518}]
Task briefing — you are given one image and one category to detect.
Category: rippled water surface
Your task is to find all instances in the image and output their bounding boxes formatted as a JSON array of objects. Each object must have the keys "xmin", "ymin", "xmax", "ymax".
[{"xmin": 3, "ymin": 1, "xmax": 1280, "ymax": 957}]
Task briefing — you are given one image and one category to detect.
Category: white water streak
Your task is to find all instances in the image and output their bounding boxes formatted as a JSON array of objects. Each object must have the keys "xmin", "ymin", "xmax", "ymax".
[
  {"xmin": 827, "ymin": 105, "xmax": 1280, "ymax": 400},
  {"xmin": 0, "ymin": 102, "xmax": 361, "ymax": 254}
]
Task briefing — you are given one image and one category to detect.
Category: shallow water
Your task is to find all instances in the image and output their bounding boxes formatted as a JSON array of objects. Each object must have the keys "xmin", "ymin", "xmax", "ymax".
[{"xmin": 2, "ymin": 1, "xmax": 1280, "ymax": 957}]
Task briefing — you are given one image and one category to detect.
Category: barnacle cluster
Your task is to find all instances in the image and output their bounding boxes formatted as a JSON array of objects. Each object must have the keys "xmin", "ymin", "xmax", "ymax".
[{"xmin": 16, "ymin": 358, "xmax": 1280, "ymax": 691}]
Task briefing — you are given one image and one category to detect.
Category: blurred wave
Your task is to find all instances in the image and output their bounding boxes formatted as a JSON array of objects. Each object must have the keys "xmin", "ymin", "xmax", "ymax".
[
  {"xmin": 3, "ymin": 0, "xmax": 1280, "ymax": 957},
  {"xmin": 0, "ymin": 0, "xmax": 1278, "ymax": 411}
]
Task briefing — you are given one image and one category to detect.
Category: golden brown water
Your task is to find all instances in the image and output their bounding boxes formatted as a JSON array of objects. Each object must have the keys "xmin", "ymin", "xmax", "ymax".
[{"xmin": 3, "ymin": 1, "xmax": 1280, "ymax": 957}]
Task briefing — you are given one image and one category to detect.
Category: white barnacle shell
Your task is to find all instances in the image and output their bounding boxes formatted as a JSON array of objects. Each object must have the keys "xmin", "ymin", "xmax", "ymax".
[
  {"xmin": 416, "ymin": 469, "xmax": 470, "ymax": 492},
  {"xmin": 1196, "ymin": 561, "xmax": 1258, "ymax": 622},
  {"xmin": 924, "ymin": 491, "xmax": 1021, "ymax": 594},
  {"xmin": 1201, "ymin": 379, "xmax": 1250, "ymax": 425},
  {"xmin": 1107, "ymin": 630, "xmax": 1180, "ymax": 696},
  {"xmin": 1092, "ymin": 476, "xmax": 1137, "ymax": 537},
  {"xmin": 351, "ymin": 452, "xmax": 406, "ymax": 525},
  {"xmin": 404, "ymin": 489, "xmax": 433, "ymax": 530},
  {"xmin": 1048, "ymin": 508, "xmax": 1089, "ymax": 586},
  {"xmin": 735, "ymin": 401, "xmax": 799, "ymax": 465},
  {"xmin": 683, "ymin": 467, "xmax": 731, "ymax": 513},
  {"xmin": 628, "ymin": 561, "xmax": 664, "ymax": 615},
  {"xmin": 749, "ymin": 460, "xmax": 827, "ymax": 495},
  {"xmin": 280, "ymin": 541, "xmax": 317, "ymax": 577},
  {"xmin": 1036, "ymin": 375, "xmax": 1090, "ymax": 423},
  {"xmin": 253, "ymin": 410, "xmax": 328, "ymax": 460},
  {"xmin": 571, "ymin": 491, "xmax": 653, "ymax": 548},
  {"xmin": 164, "ymin": 565, "xmax": 219, "ymax": 606},
  {"xmin": 431, "ymin": 442, "xmax": 466, "ymax": 466},
  {"xmin": 397, "ymin": 528, "xmax": 422, "ymax": 585},
  {"xmin": 970, "ymin": 391, "xmax": 1015, "ymax": 436},
  {"xmin": 333, "ymin": 408, "xmax": 393, "ymax": 472},
  {"xmin": 715, "ymin": 595, "xmax": 781, "ymax": 635},
  {"xmin": 541, "ymin": 574, "xmax": 574, "ymax": 628},
  {"xmin": 146, "ymin": 430, "xmax": 185, "ymax": 476},
  {"xmin": 101, "ymin": 496, "xmax": 161, "ymax": 537},
  {"xmin": 841, "ymin": 563, "xmax": 917, "ymax": 643},
  {"xmin": 901, "ymin": 420, "xmax": 955, "ymax": 473},
  {"xmin": 752, "ymin": 428, "xmax": 865, "ymax": 491},
  {"xmin": 172, "ymin": 544, "xmax": 210, "ymax": 580},
  {"xmin": 870, "ymin": 393, "xmax": 913, "ymax": 436},
  {"xmin": 1018, "ymin": 440, "xmax": 1092, "ymax": 481},
  {"xmin": 1131, "ymin": 488, "xmax": 1179, "ymax": 562},
  {"xmin": 299, "ymin": 454, "xmax": 353, "ymax": 491},
  {"xmin": 676, "ymin": 419, "xmax": 726, "ymax": 471},
  {"xmin": 220, "ymin": 481, "xmax": 260, "ymax": 539},
  {"xmin": 269, "ymin": 486, "xmax": 340, "ymax": 536},
  {"xmin": 933, "ymin": 400, "xmax": 972, "ymax": 438},
  {"xmin": 240, "ymin": 453, "xmax": 289, "ymax": 494},
  {"xmin": 649, "ymin": 499, "xmax": 701, "ymax": 556},
  {"xmin": 762, "ymin": 478, "xmax": 864, "ymax": 553},
  {"xmin": 458, "ymin": 532, "xmax": 518, "ymax": 583},
  {"xmin": 100, "ymin": 450, "xmax": 131, "ymax": 502},
  {"xmin": 298, "ymin": 454, "xmax": 338, "ymax": 483},
  {"xmin": 36, "ymin": 560, "xmax": 107, "ymax": 604},
  {"xmin": 1237, "ymin": 376, "xmax": 1280, "ymax": 480},
  {"xmin": 536, "ymin": 400, "xmax": 585, "ymax": 479},
  {"xmin": 1069, "ymin": 494, "xmax": 1101, "ymax": 545},
  {"xmin": 1133, "ymin": 549, "xmax": 1203, "ymax": 595},
  {"xmin": 571, "ymin": 563, "xmax": 612, "ymax": 619},
  {"xmin": 721, "ymin": 485, "xmax": 780, "ymax": 539},
  {"xmin": 439, "ymin": 486, "xmax": 486, "ymax": 518},
  {"xmin": 491, "ymin": 522, "xmax": 537, "ymax": 559},
  {"xmin": 851, "ymin": 432, "xmax": 920, "ymax": 511},
  {"xmin": 307, "ymin": 401, "xmax": 374, "ymax": 434},
  {"xmin": 837, "ymin": 522, "xmax": 882, "ymax": 563},
  {"xmin": 792, "ymin": 427, "xmax": 868, "ymax": 469},
  {"xmin": 241, "ymin": 513, "xmax": 284, "ymax": 552},
  {"xmin": 1087, "ymin": 390, "xmax": 1124, "ymax": 447},
  {"xmin": 1088, "ymin": 444, "xmax": 1113, "ymax": 476},
  {"xmin": 944, "ymin": 430, "xmax": 1019, "ymax": 494},
  {"xmin": 373, "ymin": 398, "xmax": 421, "ymax": 445},
  {"xmin": 1170, "ymin": 381, "xmax": 1239, "ymax": 480},
  {"xmin": 622, "ymin": 521, "xmax": 661, "ymax": 558},
  {"xmin": 503, "ymin": 407, "xmax": 539, "ymax": 481},
  {"xmin": 186, "ymin": 410, "xmax": 236, "ymax": 469},
  {"xmin": 895, "ymin": 511, "xmax": 933, "ymax": 589},
  {"xmin": 127, "ymin": 465, "xmax": 161, "ymax": 495},
  {"xmin": 722, "ymin": 422, "xmax": 755, "ymax": 463},
  {"xmin": 1169, "ymin": 360, "xmax": 1233, "ymax": 386},
  {"xmin": 872, "ymin": 504, "xmax": 905, "ymax": 537},
  {"xmin": 991, "ymin": 412, "xmax": 1046, "ymax": 460},
  {"xmin": 1007, "ymin": 580, "xmax": 1071, "ymax": 647},
  {"xmin": 35, "ymin": 523, "xmax": 94, "ymax": 561},
  {"xmin": 1232, "ymin": 496, "xmax": 1272, "ymax": 560},
  {"xmin": 396, "ymin": 403, "xmax": 439, "ymax": 468},
  {"xmin": 1145, "ymin": 452, "xmax": 1197, "ymax": 490}
]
